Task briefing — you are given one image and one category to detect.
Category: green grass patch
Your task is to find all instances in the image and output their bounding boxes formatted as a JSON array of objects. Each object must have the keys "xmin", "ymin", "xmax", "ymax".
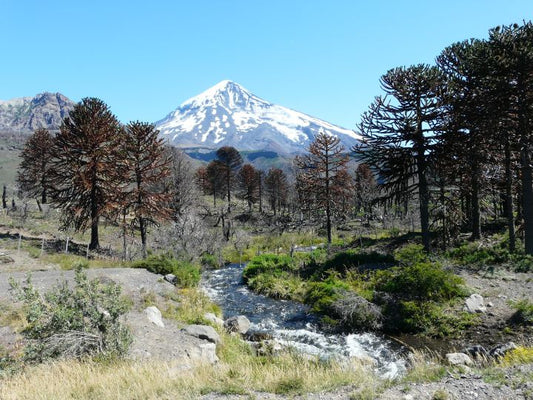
[{"xmin": 132, "ymin": 254, "xmax": 200, "ymax": 288}]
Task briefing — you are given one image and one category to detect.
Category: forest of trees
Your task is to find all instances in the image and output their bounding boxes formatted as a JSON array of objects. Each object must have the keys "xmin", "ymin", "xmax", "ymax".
[{"xmin": 10, "ymin": 21, "xmax": 533, "ymax": 257}]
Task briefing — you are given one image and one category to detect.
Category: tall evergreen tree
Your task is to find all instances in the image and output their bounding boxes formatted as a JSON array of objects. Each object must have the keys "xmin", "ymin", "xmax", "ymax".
[
  {"xmin": 17, "ymin": 128, "xmax": 54, "ymax": 206},
  {"xmin": 296, "ymin": 132, "xmax": 349, "ymax": 243},
  {"xmin": 264, "ymin": 168, "xmax": 288, "ymax": 216},
  {"xmin": 354, "ymin": 64, "xmax": 445, "ymax": 251},
  {"xmin": 120, "ymin": 121, "xmax": 172, "ymax": 258},
  {"xmin": 490, "ymin": 22, "xmax": 533, "ymax": 255},
  {"xmin": 238, "ymin": 163, "xmax": 260, "ymax": 211},
  {"xmin": 48, "ymin": 98, "xmax": 122, "ymax": 250},
  {"xmin": 215, "ymin": 146, "xmax": 243, "ymax": 211}
]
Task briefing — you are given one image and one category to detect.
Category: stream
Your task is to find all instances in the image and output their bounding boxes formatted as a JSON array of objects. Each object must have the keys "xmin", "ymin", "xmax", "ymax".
[{"xmin": 201, "ymin": 263, "xmax": 407, "ymax": 378}]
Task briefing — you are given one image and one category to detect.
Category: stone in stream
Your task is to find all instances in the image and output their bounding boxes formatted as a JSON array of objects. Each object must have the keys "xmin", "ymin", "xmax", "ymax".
[
  {"xmin": 182, "ymin": 324, "xmax": 221, "ymax": 344},
  {"xmin": 224, "ymin": 315, "xmax": 251, "ymax": 334}
]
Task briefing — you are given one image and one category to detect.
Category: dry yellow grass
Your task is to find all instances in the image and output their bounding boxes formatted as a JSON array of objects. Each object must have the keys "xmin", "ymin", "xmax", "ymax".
[{"xmin": 0, "ymin": 351, "xmax": 376, "ymax": 400}]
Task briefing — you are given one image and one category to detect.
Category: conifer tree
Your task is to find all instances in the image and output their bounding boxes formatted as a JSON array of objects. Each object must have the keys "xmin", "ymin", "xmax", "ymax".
[
  {"xmin": 17, "ymin": 128, "xmax": 54, "ymax": 206},
  {"xmin": 296, "ymin": 132, "xmax": 349, "ymax": 243},
  {"xmin": 120, "ymin": 121, "xmax": 172, "ymax": 258},
  {"xmin": 355, "ymin": 65, "xmax": 445, "ymax": 251},
  {"xmin": 48, "ymin": 98, "xmax": 122, "ymax": 250}
]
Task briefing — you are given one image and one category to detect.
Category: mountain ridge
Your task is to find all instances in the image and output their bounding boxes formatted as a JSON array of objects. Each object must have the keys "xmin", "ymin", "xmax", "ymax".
[{"xmin": 0, "ymin": 92, "xmax": 74, "ymax": 132}]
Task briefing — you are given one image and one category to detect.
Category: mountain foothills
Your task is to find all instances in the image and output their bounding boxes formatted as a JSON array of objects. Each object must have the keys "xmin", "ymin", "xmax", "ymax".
[
  {"xmin": 0, "ymin": 92, "xmax": 74, "ymax": 132},
  {"xmin": 155, "ymin": 80, "xmax": 360, "ymax": 154}
]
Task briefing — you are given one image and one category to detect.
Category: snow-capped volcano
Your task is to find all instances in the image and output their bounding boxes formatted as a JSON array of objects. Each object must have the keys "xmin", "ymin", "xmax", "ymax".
[{"xmin": 156, "ymin": 80, "xmax": 360, "ymax": 154}]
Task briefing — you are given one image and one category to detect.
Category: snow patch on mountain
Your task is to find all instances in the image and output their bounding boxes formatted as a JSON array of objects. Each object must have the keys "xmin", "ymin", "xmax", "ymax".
[{"xmin": 156, "ymin": 80, "xmax": 360, "ymax": 154}]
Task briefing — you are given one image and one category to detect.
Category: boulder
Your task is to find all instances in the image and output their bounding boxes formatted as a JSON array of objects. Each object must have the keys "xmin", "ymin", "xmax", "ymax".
[
  {"xmin": 164, "ymin": 274, "xmax": 177, "ymax": 285},
  {"xmin": 489, "ymin": 342, "xmax": 517, "ymax": 358},
  {"xmin": 182, "ymin": 324, "xmax": 221, "ymax": 344},
  {"xmin": 224, "ymin": 315, "xmax": 251, "ymax": 334},
  {"xmin": 144, "ymin": 306, "xmax": 165, "ymax": 328},
  {"xmin": 464, "ymin": 345, "xmax": 488, "ymax": 359},
  {"xmin": 204, "ymin": 312, "xmax": 224, "ymax": 326},
  {"xmin": 446, "ymin": 352, "xmax": 473, "ymax": 366},
  {"xmin": 464, "ymin": 294, "xmax": 487, "ymax": 313}
]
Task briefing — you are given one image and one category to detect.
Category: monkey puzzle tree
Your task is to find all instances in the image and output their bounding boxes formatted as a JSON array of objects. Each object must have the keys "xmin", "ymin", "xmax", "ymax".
[
  {"xmin": 354, "ymin": 64, "xmax": 445, "ymax": 251},
  {"xmin": 264, "ymin": 167, "xmax": 288, "ymax": 216},
  {"xmin": 17, "ymin": 128, "xmax": 54, "ymax": 207},
  {"xmin": 48, "ymin": 98, "xmax": 122, "ymax": 250},
  {"xmin": 238, "ymin": 163, "xmax": 260, "ymax": 211},
  {"xmin": 215, "ymin": 146, "xmax": 243, "ymax": 211},
  {"xmin": 119, "ymin": 121, "xmax": 172, "ymax": 258},
  {"xmin": 296, "ymin": 132, "xmax": 349, "ymax": 243},
  {"xmin": 489, "ymin": 22, "xmax": 533, "ymax": 255}
]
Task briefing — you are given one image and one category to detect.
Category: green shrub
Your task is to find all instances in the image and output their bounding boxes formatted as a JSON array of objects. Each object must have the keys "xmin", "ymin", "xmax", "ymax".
[
  {"xmin": 305, "ymin": 277, "xmax": 350, "ymax": 314},
  {"xmin": 447, "ymin": 241, "xmax": 510, "ymax": 267},
  {"xmin": 243, "ymin": 254, "xmax": 297, "ymax": 282},
  {"xmin": 383, "ymin": 300, "xmax": 477, "ymax": 336},
  {"xmin": 310, "ymin": 250, "xmax": 394, "ymax": 279},
  {"xmin": 10, "ymin": 268, "xmax": 132, "ymax": 362},
  {"xmin": 510, "ymin": 299, "xmax": 533, "ymax": 325},
  {"xmin": 373, "ymin": 261, "xmax": 466, "ymax": 302},
  {"xmin": 133, "ymin": 254, "xmax": 200, "ymax": 288},
  {"xmin": 201, "ymin": 253, "xmax": 220, "ymax": 269},
  {"xmin": 394, "ymin": 244, "xmax": 429, "ymax": 266}
]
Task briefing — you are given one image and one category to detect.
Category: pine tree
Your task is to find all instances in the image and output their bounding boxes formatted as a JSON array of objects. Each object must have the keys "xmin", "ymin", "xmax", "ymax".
[
  {"xmin": 48, "ymin": 98, "xmax": 122, "ymax": 250},
  {"xmin": 355, "ymin": 65, "xmax": 445, "ymax": 251},
  {"xmin": 120, "ymin": 121, "xmax": 172, "ymax": 258},
  {"xmin": 264, "ymin": 168, "xmax": 288, "ymax": 216},
  {"xmin": 17, "ymin": 128, "xmax": 54, "ymax": 206},
  {"xmin": 296, "ymin": 132, "xmax": 349, "ymax": 243}
]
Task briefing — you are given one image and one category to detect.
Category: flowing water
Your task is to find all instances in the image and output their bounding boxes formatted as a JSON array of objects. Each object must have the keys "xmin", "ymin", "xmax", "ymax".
[{"xmin": 201, "ymin": 263, "xmax": 407, "ymax": 378}]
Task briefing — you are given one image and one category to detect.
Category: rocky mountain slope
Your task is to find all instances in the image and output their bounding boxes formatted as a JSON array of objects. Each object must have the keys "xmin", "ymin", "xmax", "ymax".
[
  {"xmin": 156, "ymin": 80, "xmax": 360, "ymax": 154},
  {"xmin": 0, "ymin": 92, "xmax": 74, "ymax": 132}
]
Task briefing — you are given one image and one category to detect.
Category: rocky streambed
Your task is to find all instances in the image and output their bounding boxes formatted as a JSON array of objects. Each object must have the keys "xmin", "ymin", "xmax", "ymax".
[{"xmin": 201, "ymin": 263, "xmax": 408, "ymax": 378}]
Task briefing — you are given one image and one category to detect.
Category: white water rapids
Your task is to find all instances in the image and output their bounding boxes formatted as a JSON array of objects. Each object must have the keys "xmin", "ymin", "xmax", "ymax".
[{"xmin": 201, "ymin": 263, "xmax": 407, "ymax": 378}]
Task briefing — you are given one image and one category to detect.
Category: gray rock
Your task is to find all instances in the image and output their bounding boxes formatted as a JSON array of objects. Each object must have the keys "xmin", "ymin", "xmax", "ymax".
[
  {"xmin": 164, "ymin": 273, "xmax": 177, "ymax": 285},
  {"xmin": 192, "ymin": 342, "xmax": 219, "ymax": 364},
  {"xmin": 465, "ymin": 345, "xmax": 488, "ymax": 359},
  {"xmin": 464, "ymin": 293, "xmax": 487, "ymax": 313},
  {"xmin": 489, "ymin": 342, "xmax": 517, "ymax": 358},
  {"xmin": 204, "ymin": 312, "xmax": 224, "ymax": 326},
  {"xmin": 224, "ymin": 315, "xmax": 251, "ymax": 334},
  {"xmin": 487, "ymin": 301, "xmax": 494, "ymax": 307},
  {"xmin": 182, "ymin": 324, "xmax": 220, "ymax": 344},
  {"xmin": 446, "ymin": 352, "xmax": 473, "ymax": 366},
  {"xmin": 144, "ymin": 306, "xmax": 165, "ymax": 328}
]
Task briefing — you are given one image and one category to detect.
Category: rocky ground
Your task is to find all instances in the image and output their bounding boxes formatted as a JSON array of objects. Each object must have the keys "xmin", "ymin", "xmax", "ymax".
[{"xmin": 0, "ymin": 243, "xmax": 531, "ymax": 399}]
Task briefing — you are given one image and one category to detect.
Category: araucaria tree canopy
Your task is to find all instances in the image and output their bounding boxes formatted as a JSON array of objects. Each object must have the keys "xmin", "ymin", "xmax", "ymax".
[{"xmin": 47, "ymin": 97, "xmax": 122, "ymax": 250}]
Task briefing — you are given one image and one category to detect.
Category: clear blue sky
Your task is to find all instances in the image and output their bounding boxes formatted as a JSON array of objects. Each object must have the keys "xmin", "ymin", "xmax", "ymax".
[{"xmin": 1, "ymin": 1, "xmax": 531, "ymax": 129}]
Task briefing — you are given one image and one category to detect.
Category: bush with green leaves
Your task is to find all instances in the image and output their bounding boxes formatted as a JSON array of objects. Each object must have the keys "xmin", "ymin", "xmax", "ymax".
[
  {"xmin": 510, "ymin": 299, "xmax": 533, "ymax": 326},
  {"xmin": 10, "ymin": 268, "xmax": 132, "ymax": 362},
  {"xmin": 132, "ymin": 254, "xmax": 200, "ymax": 287}
]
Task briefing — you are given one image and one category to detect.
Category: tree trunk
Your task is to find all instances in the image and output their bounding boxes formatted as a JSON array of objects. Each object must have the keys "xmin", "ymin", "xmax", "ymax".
[
  {"xmin": 471, "ymin": 162, "xmax": 481, "ymax": 240},
  {"xmin": 140, "ymin": 217, "xmax": 147, "ymax": 258},
  {"xmin": 522, "ymin": 148, "xmax": 533, "ymax": 255},
  {"xmin": 2, "ymin": 185, "xmax": 6, "ymax": 209},
  {"xmin": 89, "ymin": 184, "xmax": 99, "ymax": 250},
  {"xmin": 418, "ymin": 171, "xmax": 430, "ymax": 251},
  {"xmin": 504, "ymin": 138, "xmax": 516, "ymax": 252}
]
